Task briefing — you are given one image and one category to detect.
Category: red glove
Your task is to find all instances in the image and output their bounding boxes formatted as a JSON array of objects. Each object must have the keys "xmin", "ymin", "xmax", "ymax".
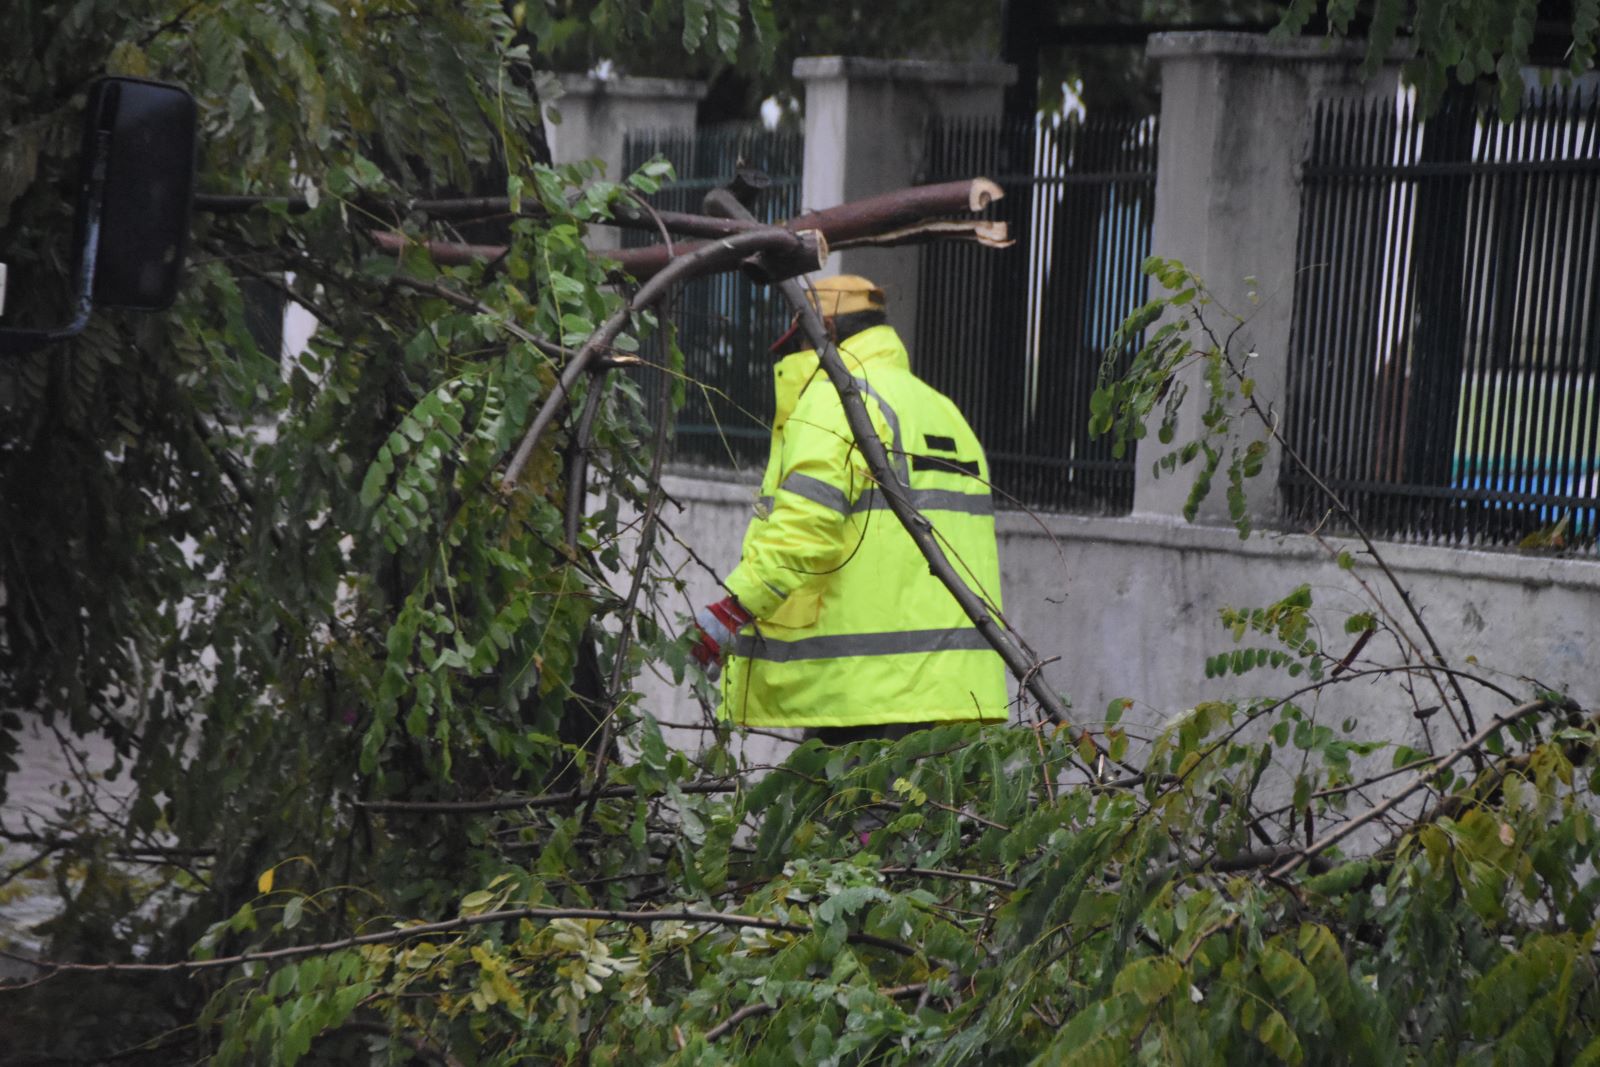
[{"xmin": 691, "ymin": 596, "xmax": 752, "ymax": 670}]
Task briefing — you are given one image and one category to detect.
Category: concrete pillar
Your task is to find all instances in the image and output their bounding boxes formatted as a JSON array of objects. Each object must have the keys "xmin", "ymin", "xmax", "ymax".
[
  {"xmin": 792, "ymin": 56, "xmax": 1015, "ymax": 353},
  {"xmin": 543, "ymin": 73, "xmax": 705, "ymax": 249},
  {"xmin": 1134, "ymin": 33, "xmax": 1405, "ymax": 526}
]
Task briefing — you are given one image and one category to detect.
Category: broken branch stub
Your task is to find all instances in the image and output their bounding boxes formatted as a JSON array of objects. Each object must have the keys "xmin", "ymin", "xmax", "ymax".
[
  {"xmin": 829, "ymin": 219, "xmax": 1012, "ymax": 251},
  {"xmin": 739, "ymin": 228, "xmax": 828, "ymax": 285}
]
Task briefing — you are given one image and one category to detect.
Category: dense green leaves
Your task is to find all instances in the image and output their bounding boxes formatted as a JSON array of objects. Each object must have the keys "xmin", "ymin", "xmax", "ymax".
[
  {"xmin": 4, "ymin": 3, "xmax": 1600, "ymax": 1064},
  {"xmin": 105, "ymin": 684, "xmax": 1591, "ymax": 1065},
  {"xmin": 0, "ymin": 0, "xmax": 744, "ymax": 1059}
]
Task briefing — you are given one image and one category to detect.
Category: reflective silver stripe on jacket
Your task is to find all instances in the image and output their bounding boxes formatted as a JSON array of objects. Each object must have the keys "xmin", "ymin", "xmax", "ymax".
[
  {"xmin": 766, "ymin": 372, "xmax": 988, "ymax": 518},
  {"xmin": 851, "ymin": 487, "xmax": 993, "ymax": 517},
  {"xmin": 731, "ymin": 626, "xmax": 992, "ymax": 663},
  {"xmin": 778, "ymin": 472, "xmax": 852, "ymax": 515},
  {"xmin": 776, "ymin": 476, "xmax": 992, "ymax": 519}
]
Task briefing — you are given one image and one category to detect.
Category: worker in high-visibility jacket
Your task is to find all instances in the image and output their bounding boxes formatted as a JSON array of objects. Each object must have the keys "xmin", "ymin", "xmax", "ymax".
[{"xmin": 691, "ymin": 275, "xmax": 1009, "ymax": 743}]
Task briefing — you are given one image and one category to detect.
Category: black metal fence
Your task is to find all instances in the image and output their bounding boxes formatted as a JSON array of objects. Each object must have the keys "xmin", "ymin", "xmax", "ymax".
[
  {"xmin": 916, "ymin": 114, "xmax": 1157, "ymax": 513},
  {"xmin": 1285, "ymin": 90, "xmax": 1600, "ymax": 550},
  {"xmin": 621, "ymin": 124, "xmax": 803, "ymax": 469}
]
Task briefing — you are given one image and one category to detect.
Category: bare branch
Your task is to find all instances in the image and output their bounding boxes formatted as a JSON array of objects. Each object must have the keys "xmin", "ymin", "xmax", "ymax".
[
  {"xmin": 881, "ymin": 867, "xmax": 1017, "ymax": 890},
  {"xmin": 3, "ymin": 903, "xmax": 916, "ymax": 984}
]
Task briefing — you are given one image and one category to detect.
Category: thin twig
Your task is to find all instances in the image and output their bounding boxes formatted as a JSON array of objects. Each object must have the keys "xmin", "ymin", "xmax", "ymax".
[
  {"xmin": 580, "ymin": 198, "xmax": 680, "ymax": 829},
  {"xmin": 1269, "ymin": 697, "xmax": 1561, "ymax": 878},
  {"xmin": 880, "ymin": 866, "xmax": 1017, "ymax": 890},
  {"xmin": 1200, "ymin": 306, "xmax": 1479, "ymax": 740},
  {"xmin": 703, "ymin": 982, "xmax": 927, "ymax": 1042}
]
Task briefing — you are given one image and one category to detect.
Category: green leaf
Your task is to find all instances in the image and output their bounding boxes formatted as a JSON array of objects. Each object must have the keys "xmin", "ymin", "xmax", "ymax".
[
  {"xmin": 681, "ymin": 0, "xmax": 709, "ymax": 51},
  {"xmin": 1304, "ymin": 861, "xmax": 1374, "ymax": 897},
  {"xmin": 1259, "ymin": 944, "xmax": 1329, "ymax": 1030},
  {"xmin": 1255, "ymin": 1004, "xmax": 1304, "ymax": 1064},
  {"xmin": 1112, "ymin": 956, "xmax": 1183, "ymax": 1006}
]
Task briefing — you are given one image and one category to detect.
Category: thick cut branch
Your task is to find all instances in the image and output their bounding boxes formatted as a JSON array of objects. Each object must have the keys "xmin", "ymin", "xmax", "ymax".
[
  {"xmin": 830, "ymin": 219, "xmax": 1013, "ymax": 251},
  {"xmin": 607, "ymin": 178, "xmax": 1004, "ymax": 280},
  {"xmin": 366, "ymin": 179, "xmax": 1003, "ymax": 279}
]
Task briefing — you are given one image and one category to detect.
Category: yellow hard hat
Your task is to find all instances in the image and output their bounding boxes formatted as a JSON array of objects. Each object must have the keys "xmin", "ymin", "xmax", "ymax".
[{"xmin": 805, "ymin": 275, "xmax": 887, "ymax": 318}]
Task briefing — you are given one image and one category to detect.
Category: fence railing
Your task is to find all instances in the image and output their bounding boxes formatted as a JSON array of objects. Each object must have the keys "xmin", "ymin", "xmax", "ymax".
[
  {"xmin": 1285, "ymin": 89, "xmax": 1600, "ymax": 551},
  {"xmin": 916, "ymin": 114, "xmax": 1157, "ymax": 514},
  {"xmin": 621, "ymin": 124, "xmax": 803, "ymax": 470}
]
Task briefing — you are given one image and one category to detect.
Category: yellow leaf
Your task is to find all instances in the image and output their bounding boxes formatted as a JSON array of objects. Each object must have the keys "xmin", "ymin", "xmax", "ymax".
[{"xmin": 257, "ymin": 868, "xmax": 275, "ymax": 895}]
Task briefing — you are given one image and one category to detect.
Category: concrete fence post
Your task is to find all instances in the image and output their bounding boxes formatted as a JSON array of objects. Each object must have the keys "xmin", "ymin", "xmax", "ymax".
[
  {"xmin": 1134, "ymin": 33, "xmax": 1405, "ymax": 526},
  {"xmin": 542, "ymin": 73, "xmax": 706, "ymax": 250},
  {"xmin": 792, "ymin": 57, "xmax": 1015, "ymax": 354}
]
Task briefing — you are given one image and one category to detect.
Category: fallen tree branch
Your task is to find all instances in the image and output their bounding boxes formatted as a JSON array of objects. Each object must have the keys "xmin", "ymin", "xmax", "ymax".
[
  {"xmin": 1, "ymin": 903, "xmax": 915, "ymax": 983},
  {"xmin": 830, "ymin": 219, "xmax": 1012, "ymax": 251},
  {"xmin": 369, "ymin": 179, "xmax": 1003, "ymax": 280}
]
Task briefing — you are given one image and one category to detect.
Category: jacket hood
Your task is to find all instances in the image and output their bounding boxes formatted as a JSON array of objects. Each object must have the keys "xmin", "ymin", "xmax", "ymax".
[{"xmin": 771, "ymin": 325, "xmax": 909, "ymax": 429}]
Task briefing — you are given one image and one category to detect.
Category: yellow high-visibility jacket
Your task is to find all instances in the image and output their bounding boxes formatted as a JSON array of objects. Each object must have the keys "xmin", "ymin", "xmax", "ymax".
[{"xmin": 720, "ymin": 324, "xmax": 1010, "ymax": 729}]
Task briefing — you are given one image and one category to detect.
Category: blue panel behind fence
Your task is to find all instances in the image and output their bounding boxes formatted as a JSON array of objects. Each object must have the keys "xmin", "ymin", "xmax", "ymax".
[{"xmin": 1285, "ymin": 89, "xmax": 1600, "ymax": 552}]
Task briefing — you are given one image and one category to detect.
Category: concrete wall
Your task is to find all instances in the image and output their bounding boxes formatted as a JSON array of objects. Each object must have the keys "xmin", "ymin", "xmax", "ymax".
[{"xmin": 636, "ymin": 474, "xmax": 1600, "ymax": 761}]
